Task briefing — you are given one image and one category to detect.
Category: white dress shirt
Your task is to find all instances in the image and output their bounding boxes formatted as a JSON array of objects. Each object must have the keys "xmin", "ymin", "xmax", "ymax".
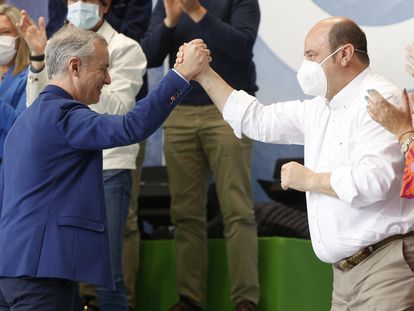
[
  {"xmin": 223, "ymin": 67, "xmax": 414, "ymax": 263},
  {"xmin": 26, "ymin": 21, "xmax": 147, "ymax": 170}
]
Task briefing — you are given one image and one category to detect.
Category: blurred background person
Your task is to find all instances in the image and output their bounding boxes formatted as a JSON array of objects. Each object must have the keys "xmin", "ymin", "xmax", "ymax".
[
  {"xmin": 367, "ymin": 88, "xmax": 414, "ymax": 198},
  {"xmin": 46, "ymin": 0, "xmax": 151, "ymax": 42},
  {"xmin": 0, "ymin": 4, "xmax": 29, "ymax": 167},
  {"xmin": 141, "ymin": 1, "xmax": 260, "ymax": 310},
  {"xmin": 366, "ymin": 41, "xmax": 414, "ymax": 199}
]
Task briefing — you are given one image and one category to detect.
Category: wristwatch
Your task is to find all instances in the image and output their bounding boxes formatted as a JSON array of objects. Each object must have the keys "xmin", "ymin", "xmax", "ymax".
[{"xmin": 400, "ymin": 135, "xmax": 414, "ymax": 153}]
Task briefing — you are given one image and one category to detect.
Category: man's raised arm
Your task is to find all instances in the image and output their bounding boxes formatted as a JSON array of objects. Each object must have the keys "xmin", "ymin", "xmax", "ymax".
[{"xmin": 194, "ymin": 66, "xmax": 234, "ymax": 113}]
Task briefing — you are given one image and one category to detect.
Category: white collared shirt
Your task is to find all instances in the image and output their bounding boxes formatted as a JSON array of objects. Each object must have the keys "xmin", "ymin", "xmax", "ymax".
[{"xmin": 223, "ymin": 67, "xmax": 414, "ymax": 263}]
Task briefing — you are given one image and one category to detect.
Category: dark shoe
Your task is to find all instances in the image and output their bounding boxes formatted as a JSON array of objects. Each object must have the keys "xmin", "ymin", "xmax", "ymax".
[
  {"xmin": 235, "ymin": 300, "xmax": 256, "ymax": 311},
  {"xmin": 168, "ymin": 302, "xmax": 201, "ymax": 311},
  {"xmin": 80, "ymin": 295, "xmax": 99, "ymax": 311}
]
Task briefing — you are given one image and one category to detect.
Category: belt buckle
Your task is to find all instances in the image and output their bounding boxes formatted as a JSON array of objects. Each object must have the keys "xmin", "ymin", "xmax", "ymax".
[
  {"xmin": 334, "ymin": 259, "xmax": 354, "ymax": 272},
  {"xmin": 334, "ymin": 248, "xmax": 369, "ymax": 272}
]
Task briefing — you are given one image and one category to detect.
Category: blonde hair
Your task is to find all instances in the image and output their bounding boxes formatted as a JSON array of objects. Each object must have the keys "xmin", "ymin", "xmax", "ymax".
[{"xmin": 0, "ymin": 4, "xmax": 30, "ymax": 75}]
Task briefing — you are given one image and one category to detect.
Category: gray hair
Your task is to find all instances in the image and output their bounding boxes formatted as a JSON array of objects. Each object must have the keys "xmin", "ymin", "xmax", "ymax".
[{"xmin": 45, "ymin": 25, "xmax": 107, "ymax": 80}]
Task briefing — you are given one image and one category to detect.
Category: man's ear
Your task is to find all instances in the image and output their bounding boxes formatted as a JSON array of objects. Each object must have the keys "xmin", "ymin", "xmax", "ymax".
[
  {"xmin": 340, "ymin": 44, "xmax": 353, "ymax": 66},
  {"xmin": 68, "ymin": 57, "xmax": 81, "ymax": 77},
  {"xmin": 101, "ymin": 0, "xmax": 112, "ymax": 14}
]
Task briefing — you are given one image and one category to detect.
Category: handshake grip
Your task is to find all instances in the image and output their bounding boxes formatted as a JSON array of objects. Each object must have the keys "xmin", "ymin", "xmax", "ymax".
[{"xmin": 174, "ymin": 39, "xmax": 212, "ymax": 81}]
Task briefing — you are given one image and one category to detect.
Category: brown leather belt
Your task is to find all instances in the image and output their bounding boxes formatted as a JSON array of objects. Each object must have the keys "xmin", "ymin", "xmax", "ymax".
[{"xmin": 333, "ymin": 231, "xmax": 414, "ymax": 272}]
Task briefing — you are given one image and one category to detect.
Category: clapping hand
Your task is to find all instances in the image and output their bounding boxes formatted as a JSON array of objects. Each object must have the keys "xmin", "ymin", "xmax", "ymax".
[
  {"xmin": 16, "ymin": 10, "xmax": 47, "ymax": 58},
  {"xmin": 366, "ymin": 89, "xmax": 414, "ymax": 138},
  {"xmin": 163, "ymin": 0, "xmax": 206, "ymax": 27},
  {"xmin": 163, "ymin": 0, "xmax": 182, "ymax": 28},
  {"xmin": 178, "ymin": 0, "xmax": 202, "ymax": 15}
]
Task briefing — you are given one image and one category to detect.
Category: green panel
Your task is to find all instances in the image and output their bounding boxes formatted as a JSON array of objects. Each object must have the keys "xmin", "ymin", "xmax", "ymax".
[
  {"xmin": 205, "ymin": 239, "xmax": 232, "ymax": 310},
  {"xmin": 136, "ymin": 237, "xmax": 332, "ymax": 311},
  {"xmin": 136, "ymin": 240, "xmax": 178, "ymax": 310},
  {"xmin": 257, "ymin": 237, "xmax": 332, "ymax": 311}
]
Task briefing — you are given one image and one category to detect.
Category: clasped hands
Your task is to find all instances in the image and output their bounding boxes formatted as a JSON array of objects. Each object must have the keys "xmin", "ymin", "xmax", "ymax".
[{"xmin": 174, "ymin": 39, "xmax": 211, "ymax": 81}]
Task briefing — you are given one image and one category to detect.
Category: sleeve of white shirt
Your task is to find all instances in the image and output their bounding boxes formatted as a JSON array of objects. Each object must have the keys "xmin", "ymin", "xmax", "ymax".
[
  {"xmin": 90, "ymin": 37, "xmax": 146, "ymax": 115},
  {"xmin": 330, "ymin": 93, "xmax": 403, "ymax": 207},
  {"xmin": 26, "ymin": 68, "xmax": 48, "ymax": 107},
  {"xmin": 223, "ymin": 90, "xmax": 306, "ymax": 144}
]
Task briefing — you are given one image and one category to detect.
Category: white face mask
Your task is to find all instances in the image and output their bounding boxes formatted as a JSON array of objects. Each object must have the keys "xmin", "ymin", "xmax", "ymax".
[
  {"xmin": 0, "ymin": 35, "xmax": 17, "ymax": 65},
  {"xmin": 296, "ymin": 45, "xmax": 345, "ymax": 98},
  {"xmin": 67, "ymin": 2, "xmax": 101, "ymax": 30}
]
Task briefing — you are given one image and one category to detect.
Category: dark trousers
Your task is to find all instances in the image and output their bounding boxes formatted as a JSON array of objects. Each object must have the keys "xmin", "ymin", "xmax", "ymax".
[{"xmin": 0, "ymin": 277, "xmax": 78, "ymax": 311}]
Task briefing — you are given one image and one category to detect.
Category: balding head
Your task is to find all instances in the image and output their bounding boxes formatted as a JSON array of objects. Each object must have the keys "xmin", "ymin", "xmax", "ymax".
[
  {"xmin": 305, "ymin": 17, "xmax": 369, "ymax": 65},
  {"xmin": 327, "ymin": 17, "xmax": 369, "ymax": 65}
]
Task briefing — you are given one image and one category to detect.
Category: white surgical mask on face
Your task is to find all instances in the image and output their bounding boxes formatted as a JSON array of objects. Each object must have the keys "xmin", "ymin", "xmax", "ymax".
[
  {"xmin": 296, "ymin": 45, "xmax": 345, "ymax": 98},
  {"xmin": 0, "ymin": 35, "xmax": 17, "ymax": 65},
  {"xmin": 67, "ymin": 2, "xmax": 101, "ymax": 30}
]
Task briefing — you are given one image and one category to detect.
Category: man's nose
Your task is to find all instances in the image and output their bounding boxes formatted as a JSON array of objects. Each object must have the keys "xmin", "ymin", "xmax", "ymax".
[{"xmin": 104, "ymin": 72, "xmax": 111, "ymax": 85}]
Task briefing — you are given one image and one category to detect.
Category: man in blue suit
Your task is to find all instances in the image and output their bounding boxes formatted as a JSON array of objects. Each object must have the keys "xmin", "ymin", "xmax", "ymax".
[{"xmin": 0, "ymin": 26, "xmax": 210, "ymax": 310}]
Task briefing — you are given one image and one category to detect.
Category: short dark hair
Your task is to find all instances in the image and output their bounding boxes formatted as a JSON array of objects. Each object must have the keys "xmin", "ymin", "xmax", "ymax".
[{"xmin": 328, "ymin": 19, "xmax": 370, "ymax": 65}]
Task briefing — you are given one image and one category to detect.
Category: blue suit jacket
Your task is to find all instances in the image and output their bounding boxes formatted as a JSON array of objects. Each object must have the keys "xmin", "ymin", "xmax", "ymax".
[{"xmin": 0, "ymin": 70, "xmax": 190, "ymax": 287}]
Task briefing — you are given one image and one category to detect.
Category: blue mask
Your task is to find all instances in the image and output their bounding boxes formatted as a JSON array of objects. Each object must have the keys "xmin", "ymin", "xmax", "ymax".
[{"xmin": 67, "ymin": 2, "xmax": 101, "ymax": 30}]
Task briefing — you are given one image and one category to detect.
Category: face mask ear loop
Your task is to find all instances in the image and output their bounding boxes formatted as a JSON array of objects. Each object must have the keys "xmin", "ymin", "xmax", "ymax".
[{"xmin": 319, "ymin": 45, "xmax": 345, "ymax": 66}]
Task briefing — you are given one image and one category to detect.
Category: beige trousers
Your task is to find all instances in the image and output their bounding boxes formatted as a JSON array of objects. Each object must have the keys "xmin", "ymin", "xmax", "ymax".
[
  {"xmin": 163, "ymin": 105, "xmax": 259, "ymax": 308},
  {"xmin": 331, "ymin": 235, "xmax": 414, "ymax": 311}
]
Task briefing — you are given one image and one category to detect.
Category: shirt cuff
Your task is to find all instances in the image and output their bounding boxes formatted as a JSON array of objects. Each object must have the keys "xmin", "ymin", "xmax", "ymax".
[
  {"xmin": 172, "ymin": 69, "xmax": 190, "ymax": 85},
  {"xmin": 222, "ymin": 90, "xmax": 256, "ymax": 139},
  {"xmin": 330, "ymin": 166, "xmax": 358, "ymax": 205},
  {"xmin": 29, "ymin": 65, "xmax": 45, "ymax": 74}
]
